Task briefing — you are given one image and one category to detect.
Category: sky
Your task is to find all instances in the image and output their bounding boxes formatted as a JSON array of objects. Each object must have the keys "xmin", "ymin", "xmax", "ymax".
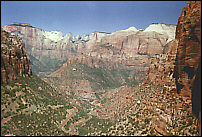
[{"xmin": 1, "ymin": 1, "xmax": 188, "ymax": 36}]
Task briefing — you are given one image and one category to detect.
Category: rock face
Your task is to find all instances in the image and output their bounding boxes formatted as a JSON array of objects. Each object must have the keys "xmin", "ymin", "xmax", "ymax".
[
  {"xmin": 67, "ymin": 24, "xmax": 176, "ymax": 72},
  {"xmin": 192, "ymin": 58, "xmax": 201, "ymax": 135},
  {"xmin": 1, "ymin": 29, "xmax": 32, "ymax": 84},
  {"xmin": 46, "ymin": 24, "xmax": 176, "ymax": 94},
  {"xmin": 146, "ymin": 1, "xmax": 201, "ymax": 97},
  {"xmin": 174, "ymin": 1, "xmax": 201, "ymax": 98},
  {"xmin": 44, "ymin": 24, "xmax": 177, "ymax": 104},
  {"xmin": 2, "ymin": 23, "xmax": 88, "ymax": 60},
  {"xmin": 2, "ymin": 23, "xmax": 176, "ymax": 77},
  {"xmin": 88, "ymin": 24, "xmax": 176, "ymax": 56},
  {"xmin": 174, "ymin": 1, "xmax": 201, "ymax": 135},
  {"xmin": 2, "ymin": 23, "xmax": 89, "ymax": 76},
  {"xmin": 144, "ymin": 23, "xmax": 176, "ymax": 42},
  {"xmin": 145, "ymin": 40, "xmax": 177, "ymax": 90},
  {"xmin": 145, "ymin": 1, "xmax": 201, "ymax": 135},
  {"xmin": 66, "ymin": 46, "xmax": 149, "ymax": 71}
]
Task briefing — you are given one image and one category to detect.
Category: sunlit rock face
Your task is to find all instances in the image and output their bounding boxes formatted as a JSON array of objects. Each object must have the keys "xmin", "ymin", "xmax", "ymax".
[
  {"xmin": 2, "ymin": 23, "xmax": 90, "ymax": 76},
  {"xmin": 144, "ymin": 23, "xmax": 176, "ymax": 42},
  {"xmin": 2, "ymin": 23, "xmax": 88, "ymax": 61},
  {"xmin": 87, "ymin": 24, "xmax": 176, "ymax": 55},
  {"xmin": 1, "ymin": 29, "xmax": 32, "ymax": 84},
  {"xmin": 69, "ymin": 24, "xmax": 176, "ymax": 71}
]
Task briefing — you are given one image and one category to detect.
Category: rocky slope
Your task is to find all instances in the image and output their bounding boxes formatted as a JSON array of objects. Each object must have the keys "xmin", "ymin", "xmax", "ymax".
[
  {"xmin": 89, "ymin": 84, "xmax": 198, "ymax": 136},
  {"xmin": 145, "ymin": 40, "xmax": 177, "ymax": 90},
  {"xmin": 145, "ymin": 1, "xmax": 201, "ymax": 135},
  {"xmin": 1, "ymin": 29, "xmax": 32, "ymax": 84},
  {"xmin": 1, "ymin": 74, "xmax": 92, "ymax": 136},
  {"xmin": 43, "ymin": 62, "xmax": 145, "ymax": 99},
  {"xmin": 2, "ymin": 1, "xmax": 200, "ymax": 136},
  {"xmin": 0, "ymin": 30, "xmax": 112, "ymax": 136}
]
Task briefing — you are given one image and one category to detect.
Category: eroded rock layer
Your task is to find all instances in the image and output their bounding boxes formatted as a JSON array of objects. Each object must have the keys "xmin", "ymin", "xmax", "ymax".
[
  {"xmin": 1, "ymin": 29, "xmax": 32, "ymax": 83},
  {"xmin": 145, "ymin": 40, "xmax": 177, "ymax": 90}
]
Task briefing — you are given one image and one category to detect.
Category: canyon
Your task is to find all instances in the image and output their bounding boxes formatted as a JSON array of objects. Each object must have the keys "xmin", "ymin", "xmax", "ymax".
[{"xmin": 1, "ymin": 1, "xmax": 201, "ymax": 136}]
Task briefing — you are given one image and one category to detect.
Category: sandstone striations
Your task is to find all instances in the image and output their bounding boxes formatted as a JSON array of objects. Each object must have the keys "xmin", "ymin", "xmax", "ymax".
[
  {"xmin": 65, "ymin": 24, "xmax": 176, "ymax": 72},
  {"xmin": 2, "ymin": 23, "xmax": 88, "ymax": 59},
  {"xmin": 1, "ymin": 29, "xmax": 32, "ymax": 84},
  {"xmin": 88, "ymin": 24, "xmax": 176, "ymax": 56},
  {"xmin": 46, "ymin": 24, "xmax": 176, "ymax": 93},
  {"xmin": 43, "ymin": 23, "xmax": 177, "ymax": 101}
]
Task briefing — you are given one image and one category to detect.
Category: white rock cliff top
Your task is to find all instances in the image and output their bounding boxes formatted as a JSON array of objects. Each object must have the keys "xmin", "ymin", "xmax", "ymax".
[
  {"xmin": 144, "ymin": 23, "xmax": 176, "ymax": 41},
  {"xmin": 43, "ymin": 31, "xmax": 64, "ymax": 42}
]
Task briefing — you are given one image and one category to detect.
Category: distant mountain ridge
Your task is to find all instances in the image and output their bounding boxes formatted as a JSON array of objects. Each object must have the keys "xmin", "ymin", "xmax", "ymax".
[{"xmin": 2, "ymin": 22, "xmax": 176, "ymax": 77}]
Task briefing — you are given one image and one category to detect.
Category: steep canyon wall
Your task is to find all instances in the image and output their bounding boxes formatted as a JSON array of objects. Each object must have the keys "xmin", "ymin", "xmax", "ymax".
[
  {"xmin": 145, "ymin": 1, "xmax": 201, "ymax": 135},
  {"xmin": 1, "ymin": 29, "xmax": 32, "ymax": 84}
]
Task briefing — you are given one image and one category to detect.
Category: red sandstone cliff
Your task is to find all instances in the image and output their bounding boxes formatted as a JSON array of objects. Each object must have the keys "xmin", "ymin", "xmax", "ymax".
[
  {"xmin": 175, "ymin": 2, "xmax": 201, "ymax": 135},
  {"xmin": 145, "ymin": 1, "xmax": 201, "ymax": 135},
  {"xmin": 174, "ymin": 1, "xmax": 201, "ymax": 98},
  {"xmin": 146, "ymin": 1, "xmax": 201, "ymax": 97},
  {"xmin": 1, "ymin": 29, "xmax": 32, "ymax": 84}
]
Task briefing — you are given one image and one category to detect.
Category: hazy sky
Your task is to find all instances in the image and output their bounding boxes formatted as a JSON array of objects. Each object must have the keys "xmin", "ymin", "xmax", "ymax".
[{"xmin": 1, "ymin": 1, "xmax": 188, "ymax": 36}]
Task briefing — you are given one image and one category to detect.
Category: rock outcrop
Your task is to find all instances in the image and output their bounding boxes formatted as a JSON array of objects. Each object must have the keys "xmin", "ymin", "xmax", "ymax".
[
  {"xmin": 1, "ymin": 29, "xmax": 32, "ymax": 84},
  {"xmin": 144, "ymin": 23, "xmax": 176, "ymax": 42},
  {"xmin": 145, "ymin": 40, "xmax": 177, "ymax": 90},
  {"xmin": 87, "ymin": 24, "xmax": 176, "ymax": 56},
  {"xmin": 174, "ymin": 1, "xmax": 201, "ymax": 98},
  {"xmin": 145, "ymin": 1, "xmax": 201, "ymax": 135},
  {"xmin": 45, "ymin": 23, "xmax": 177, "ymax": 95}
]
